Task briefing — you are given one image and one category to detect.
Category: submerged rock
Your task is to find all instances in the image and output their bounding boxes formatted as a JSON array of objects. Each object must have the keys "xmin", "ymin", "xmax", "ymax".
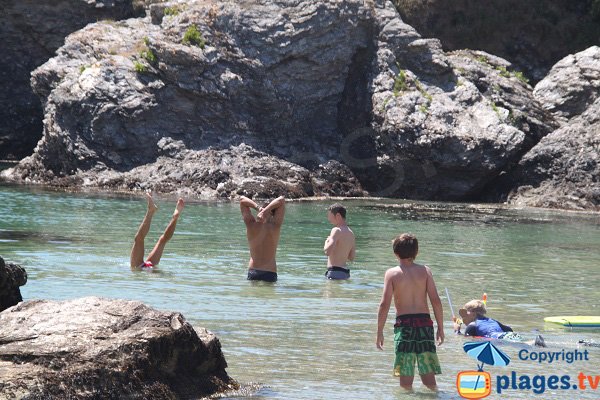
[
  {"xmin": 0, "ymin": 256, "xmax": 27, "ymax": 312},
  {"xmin": 0, "ymin": 297, "xmax": 238, "ymax": 399}
]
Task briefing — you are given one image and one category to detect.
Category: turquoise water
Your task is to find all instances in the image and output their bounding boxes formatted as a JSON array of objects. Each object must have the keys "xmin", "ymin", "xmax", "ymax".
[{"xmin": 1, "ymin": 184, "xmax": 599, "ymax": 399}]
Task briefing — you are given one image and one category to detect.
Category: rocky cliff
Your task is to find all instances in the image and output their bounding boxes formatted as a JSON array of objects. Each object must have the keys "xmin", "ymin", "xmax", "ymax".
[
  {"xmin": 505, "ymin": 47, "xmax": 600, "ymax": 211},
  {"xmin": 0, "ymin": 0, "xmax": 149, "ymax": 161},
  {"xmin": 1, "ymin": 0, "xmax": 596, "ymax": 210},
  {"xmin": 393, "ymin": 0, "xmax": 600, "ymax": 83},
  {"xmin": 0, "ymin": 297, "xmax": 238, "ymax": 399},
  {"xmin": 2, "ymin": 0, "xmax": 562, "ymax": 203}
]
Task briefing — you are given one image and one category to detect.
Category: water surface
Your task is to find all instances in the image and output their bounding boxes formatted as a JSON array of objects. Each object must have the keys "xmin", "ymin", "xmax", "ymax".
[{"xmin": 1, "ymin": 184, "xmax": 599, "ymax": 399}]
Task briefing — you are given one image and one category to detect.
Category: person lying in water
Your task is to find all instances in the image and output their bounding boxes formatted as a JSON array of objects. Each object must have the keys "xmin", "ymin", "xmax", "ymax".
[
  {"xmin": 130, "ymin": 192, "xmax": 184, "ymax": 270},
  {"xmin": 453, "ymin": 299, "xmax": 546, "ymax": 347}
]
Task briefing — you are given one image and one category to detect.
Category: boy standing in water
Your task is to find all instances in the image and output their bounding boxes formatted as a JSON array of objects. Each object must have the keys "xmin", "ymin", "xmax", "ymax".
[
  {"xmin": 376, "ymin": 233, "xmax": 444, "ymax": 391},
  {"xmin": 130, "ymin": 192, "xmax": 184, "ymax": 270},
  {"xmin": 323, "ymin": 203, "xmax": 355, "ymax": 280}
]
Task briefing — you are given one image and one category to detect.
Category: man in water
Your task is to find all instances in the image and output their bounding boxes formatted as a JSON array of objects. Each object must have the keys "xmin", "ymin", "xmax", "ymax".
[
  {"xmin": 239, "ymin": 195, "xmax": 285, "ymax": 282},
  {"xmin": 130, "ymin": 192, "xmax": 184, "ymax": 270},
  {"xmin": 323, "ymin": 203, "xmax": 355, "ymax": 279}
]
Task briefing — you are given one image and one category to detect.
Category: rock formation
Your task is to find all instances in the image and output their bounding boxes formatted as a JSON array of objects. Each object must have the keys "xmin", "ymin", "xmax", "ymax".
[
  {"xmin": 0, "ymin": 297, "xmax": 238, "ymax": 399},
  {"xmin": 393, "ymin": 0, "xmax": 600, "ymax": 83},
  {"xmin": 0, "ymin": 0, "xmax": 150, "ymax": 160},
  {"xmin": 505, "ymin": 47, "xmax": 600, "ymax": 210},
  {"xmin": 2, "ymin": 0, "xmax": 559, "ymax": 202},
  {"xmin": 0, "ymin": 256, "xmax": 27, "ymax": 312}
]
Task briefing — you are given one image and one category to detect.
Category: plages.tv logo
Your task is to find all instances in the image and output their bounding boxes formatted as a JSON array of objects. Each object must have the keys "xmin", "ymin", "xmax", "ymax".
[
  {"xmin": 457, "ymin": 341, "xmax": 511, "ymax": 399},
  {"xmin": 457, "ymin": 370, "xmax": 492, "ymax": 399}
]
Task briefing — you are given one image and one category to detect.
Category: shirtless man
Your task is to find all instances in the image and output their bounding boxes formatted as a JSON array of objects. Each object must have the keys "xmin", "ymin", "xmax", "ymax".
[
  {"xmin": 239, "ymin": 195, "xmax": 285, "ymax": 282},
  {"xmin": 130, "ymin": 193, "xmax": 184, "ymax": 270},
  {"xmin": 376, "ymin": 233, "xmax": 444, "ymax": 391},
  {"xmin": 323, "ymin": 203, "xmax": 355, "ymax": 280}
]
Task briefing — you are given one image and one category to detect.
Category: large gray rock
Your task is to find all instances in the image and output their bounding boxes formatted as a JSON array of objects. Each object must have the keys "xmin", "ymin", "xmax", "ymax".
[
  {"xmin": 2, "ymin": 0, "xmax": 557, "ymax": 202},
  {"xmin": 506, "ymin": 102, "xmax": 600, "ymax": 210},
  {"xmin": 0, "ymin": 0, "xmax": 149, "ymax": 161},
  {"xmin": 0, "ymin": 256, "xmax": 27, "ymax": 312},
  {"xmin": 504, "ymin": 47, "xmax": 600, "ymax": 210},
  {"xmin": 23, "ymin": 142, "xmax": 365, "ymax": 198},
  {"xmin": 533, "ymin": 46, "xmax": 600, "ymax": 122},
  {"xmin": 0, "ymin": 297, "xmax": 238, "ymax": 399},
  {"xmin": 368, "ymin": 48, "xmax": 557, "ymax": 199}
]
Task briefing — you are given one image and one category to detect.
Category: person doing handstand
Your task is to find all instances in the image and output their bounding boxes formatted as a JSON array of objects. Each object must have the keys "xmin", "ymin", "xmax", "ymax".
[{"xmin": 130, "ymin": 193, "xmax": 184, "ymax": 270}]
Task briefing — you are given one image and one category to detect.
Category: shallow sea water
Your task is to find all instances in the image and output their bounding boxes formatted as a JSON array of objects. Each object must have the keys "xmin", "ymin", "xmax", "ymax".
[{"xmin": 1, "ymin": 184, "xmax": 599, "ymax": 399}]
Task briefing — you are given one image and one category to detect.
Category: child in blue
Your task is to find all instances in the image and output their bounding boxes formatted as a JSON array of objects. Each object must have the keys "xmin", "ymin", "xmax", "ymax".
[
  {"xmin": 454, "ymin": 299, "xmax": 516, "ymax": 339},
  {"xmin": 453, "ymin": 299, "xmax": 546, "ymax": 346}
]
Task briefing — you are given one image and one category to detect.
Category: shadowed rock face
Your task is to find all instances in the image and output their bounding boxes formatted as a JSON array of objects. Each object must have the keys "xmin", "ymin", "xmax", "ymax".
[
  {"xmin": 368, "ymin": 48, "xmax": 558, "ymax": 200},
  {"xmin": 0, "ymin": 297, "xmax": 238, "ymax": 399},
  {"xmin": 0, "ymin": 256, "xmax": 27, "ymax": 312},
  {"xmin": 504, "ymin": 47, "xmax": 600, "ymax": 211},
  {"xmin": 0, "ymin": 0, "xmax": 149, "ymax": 161},
  {"xmin": 393, "ymin": 0, "xmax": 600, "ymax": 83},
  {"xmin": 2, "ymin": 0, "xmax": 560, "ymax": 202}
]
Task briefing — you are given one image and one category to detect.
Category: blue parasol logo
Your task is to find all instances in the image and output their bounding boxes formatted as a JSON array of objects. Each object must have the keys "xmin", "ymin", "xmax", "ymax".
[
  {"xmin": 456, "ymin": 341, "xmax": 511, "ymax": 399},
  {"xmin": 463, "ymin": 341, "xmax": 511, "ymax": 370}
]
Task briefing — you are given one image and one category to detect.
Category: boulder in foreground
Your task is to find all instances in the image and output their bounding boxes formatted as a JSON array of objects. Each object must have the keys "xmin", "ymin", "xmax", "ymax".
[
  {"xmin": 0, "ymin": 256, "xmax": 27, "ymax": 312},
  {"xmin": 0, "ymin": 297, "xmax": 238, "ymax": 399}
]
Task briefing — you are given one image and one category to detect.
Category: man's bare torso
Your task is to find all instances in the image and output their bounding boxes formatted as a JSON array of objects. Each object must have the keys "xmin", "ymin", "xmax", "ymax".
[
  {"xmin": 246, "ymin": 221, "xmax": 281, "ymax": 272},
  {"xmin": 327, "ymin": 226, "xmax": 355, "ymax": 267}
]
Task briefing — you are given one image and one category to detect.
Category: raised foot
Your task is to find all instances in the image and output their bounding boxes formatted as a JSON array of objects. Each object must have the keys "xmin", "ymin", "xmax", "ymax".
[
  {"xmin": 173, "ymin": 198, "xmax": 185, "ymax": 218},
  {"xmin": 146, "ymin": 192, "xmax": 158, "ymax": 214}
]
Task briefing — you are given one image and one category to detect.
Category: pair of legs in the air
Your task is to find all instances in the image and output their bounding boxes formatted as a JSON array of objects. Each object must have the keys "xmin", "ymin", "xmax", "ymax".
[{"xmin": 130, "ymin": 193, "xmax": 184, "ymax": 270}]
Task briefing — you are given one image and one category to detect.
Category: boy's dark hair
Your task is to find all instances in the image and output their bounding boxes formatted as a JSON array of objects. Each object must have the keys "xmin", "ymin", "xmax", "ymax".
[
  {"xmin": 392, "ymin": 233, "xmax": 418, "ymax": 259},
  {"xmin": 328, "ymin": 203, "xmax": 346, "ymax": 219}
]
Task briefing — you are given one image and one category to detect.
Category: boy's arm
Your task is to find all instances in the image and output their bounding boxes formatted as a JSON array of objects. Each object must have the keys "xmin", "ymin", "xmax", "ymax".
[
  {"xmin": 324, "ymin": 228, "xmax": 339, "ymax": 255},
  {"xmin": 425, "ymin": 266, "xmax": 444, "ymax": 345},
  {"xmin": 239, "ymin": 196, "xmax": 258, "ymax": 224},
  {"xmin": 464, "ymin": 322, "xmax": 478, "ymax": 336},
  {"xmin": 376, "ymin": 270, "xmax": 393, "ymax": 349}
]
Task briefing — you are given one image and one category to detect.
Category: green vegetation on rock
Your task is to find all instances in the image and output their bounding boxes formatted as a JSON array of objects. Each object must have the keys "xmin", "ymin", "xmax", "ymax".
[
  {"xmin": 140, "ymin": 48, "xmax": 156, "ymax": 64},
  {"xmin": 164, "ymin": 6, "xmax": 180, "ymax": 16},
  {"xmin": 182, "ymin": 25, "xmax": 205, "ymax": 48},
  {"xmin": 133, "ymin": 60, "xmax": 147, "ymax": 73},
  {"xmin": 393, "ymin": 69, "xmax": 408, "ymax": 96}
]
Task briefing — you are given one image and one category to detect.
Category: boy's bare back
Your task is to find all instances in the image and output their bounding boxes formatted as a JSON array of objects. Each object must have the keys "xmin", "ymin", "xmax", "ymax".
[{"xmin": 385, "ymin": 262, "xmax": 434, "ymax": 315}]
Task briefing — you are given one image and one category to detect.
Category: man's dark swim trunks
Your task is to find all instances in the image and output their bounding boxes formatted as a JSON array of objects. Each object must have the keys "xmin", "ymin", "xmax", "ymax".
[
  {"xmin": 247, "ymin": 268, "xmax": 277, "ymax": 282},
  {"xmin": 325, "ymin": 266, "xmax": 350, "ymax": 280},
  {"xmin": 393, "ymin": 313, "xmax": 441, "ymax": 377}
]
